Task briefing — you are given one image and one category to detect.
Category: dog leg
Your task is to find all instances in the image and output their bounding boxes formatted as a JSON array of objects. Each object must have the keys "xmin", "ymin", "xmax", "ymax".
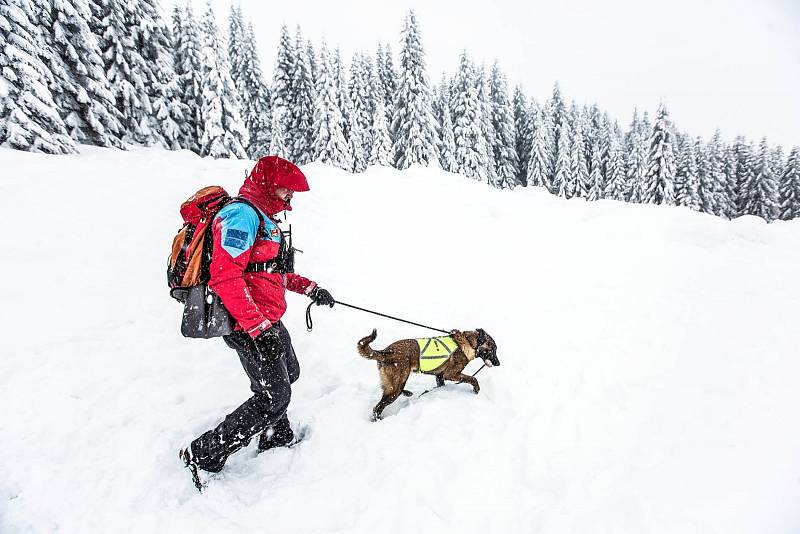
[
  {"xmin": 372, "ymin": 389, "xmax": 404, "ymax": 421},
  {"xmin": 443, "ymin": 371, "xmax": 480, "ymax": 394},
  {"xmin": 435, "ymin": 374, "xmax": 445, "ymax": 388}
]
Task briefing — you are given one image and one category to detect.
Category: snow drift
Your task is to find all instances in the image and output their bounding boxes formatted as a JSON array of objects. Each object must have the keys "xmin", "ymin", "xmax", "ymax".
[{"xmin": 1, "ymin": 146, "xmax": 799, "ymax": 534}]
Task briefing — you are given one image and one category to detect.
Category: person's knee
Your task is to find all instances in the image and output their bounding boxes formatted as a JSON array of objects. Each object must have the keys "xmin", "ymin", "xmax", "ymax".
[{"xmin": 252, "ymin": 387, "xmax": 291, "ymax": 417}]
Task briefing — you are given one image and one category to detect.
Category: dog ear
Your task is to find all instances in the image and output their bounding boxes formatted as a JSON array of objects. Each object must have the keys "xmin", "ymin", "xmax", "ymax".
[{"xmin": 475, "ymin": 328, "xmax": 485, "ymax": 345}]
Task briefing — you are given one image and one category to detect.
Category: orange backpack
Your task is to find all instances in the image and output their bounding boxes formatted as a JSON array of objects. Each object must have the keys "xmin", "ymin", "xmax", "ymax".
[
  {"xmin": 167, "ymin": 186, "xmax": 231, "ymax": 290},
  {"xmin": 167, "ymin": 186, "xmax": 265, "ymax": 338}
]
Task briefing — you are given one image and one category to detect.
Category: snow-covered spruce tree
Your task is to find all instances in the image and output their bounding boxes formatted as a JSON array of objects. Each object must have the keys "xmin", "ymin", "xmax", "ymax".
[
  {"xmin": 391, "ymin": 11, "xmax": 439, "ymax": 169},
  {"xmin": 569, "ymin": 105, "xmax": 590, "ymax": 198},
  {"xmin": 345, "ymin": 53, "xmax": 368, "ymax": 173},
  {"xmin": 778, "ymin": 147, "xmax": 800, "ymax": 220},
  {"xmin": 587, "ymin": 136, "xmax": 604, "ymax": 201},
  {"xmin": 476, "ymin": 65, "xmax": 498, "ymax": 185},
  {"xmin": 722, "ymin": 145, "xmax": 739, "ymax": 218},
  {"xmin": 227, "ymin": 5, "xmax": 245, "ymax": 93},
  {"xmin": 347, "ymin": 106, "xmax": 367, "ymax": 172},
  {"xmin": 743, "ymin": 138, "xmax": 779, "ymax": 221},
  {"xmin": 512, "ymin": 86, "xmax": 531, "ymax": 185},
  {"xmin": 695, "ymin": 136, "xmax": 715, "ymax": 214},
  {"xmin": 527, "ymin": 103, "xmax": 555, "ymax": 192},
  {"xmin": 489, "ymin": 61, "xmax": 518, "ymax": 189},
  {"xmin": 599, "ymin": 112, "xmax": 613, "ymax": 177},
  {"xmin": 94, "ymin": 1, "xmax": 141, "ymax": 144},
  {"xmin": 269, "ymin": 107, "xmax": 289, "ymax": 158},
  {"xmin": 96, "ymin": 0, "xmax": 176, "ymax": 147},
  {"xmin": 770, "ymin": 145, "xmax": 785, "ymax": 191},
  {"xmin": 141, "ymin": 0, "xmax": 185, "ymax": 149},
  {"xmin": 674, "ymin": 135, "xmax": 700, "ymax": 211},
  {"xmin": 173, "ymin": 1, "xmax": 203, "ymax": 152},
  {"xmin": 271, "ymin": 24, "xmax": 295, "ymax": 159},
  {"xmin": 584, "ymin": 104, "xmax": 603, "ymax": 161},
  {"xmin": 306, "ymin": 39, "xmax": 318, "ymax": 85},
  {"xmin": 93, "ymin": 0, "xmax": 149, "ymax": 145},
  {"xmin": 623, "ymin": 108, "xmax": 639, "ymax": 153},
  {"xmin": 623, "ymin": 111, "xmax": 647, "ymax": 203},
  {"xmin": 236, "ymin": 22, "xmax": 272, "ymax": 159},
  {"xmin": 149, "ymin": 54, "xmax": 186, "ymax": 150},
  {"xmin": 349, "ymin": 52, "xmax": 373, "ymax": 167},
  {"xmin": 641, "ymin": 103, "xmax": 676, "ymax": 205},
  {"xmin": 0, "ymin": 0, "xmax": 77, "ymax": 153},
  {"xmin": 705, "ymin": 131, "xmax": 728, "ymax": 217},
  {"xmin": 198, "ymin": 1, "xmax": 247, "ymax": 158},
  {"xmin": 370, "ymin": 96, "xmax": 393, "ymax": 166},
  {"xmin": 171, "ymin": 7, "xmax": 185, "ymax": 93},
  {"xmin": 332, "ymin": 48, "xmax": 352, "ymax": 141},
  {"xmin": 373, "ymin": 45, "xmax": 388, "ymax": 114},
  {"xmin": 434, "ymin": 73, "xmax": 457, "ymax": 172},
  {"xmin": 449, "ymin": 51, "xmax": 484, "ymax": 179},
  {"xmin": 554, "ymin": 116, "xmax": 573, "ymax": 198},
  {"xmin": 42, "ymin": 0, "xmax": 123, "ymax": 148},
  {"xmin": 548, "ymin": 81, "xmax": 566, "ymax": 156},
  {"xmin": 311, "ymin": 41, "xmax": 350, "ymax": 170},
  {"xmin": 733, "ymin": 136, "xmax": 754, "ymax": 216},
  {"xmin": 378, "ymin": 42, "xmax": 397, "ymax": 135},
  {"xmin": 360, "ymin": 52, "xmax": 376, "ymax": 120},
  {"xmin": 603, "ymin": 131, "xmax": 627, "ymax": 201},
  {"xmin": 290, "ymin": 26, "xmax": 315, "ymax": 164}
]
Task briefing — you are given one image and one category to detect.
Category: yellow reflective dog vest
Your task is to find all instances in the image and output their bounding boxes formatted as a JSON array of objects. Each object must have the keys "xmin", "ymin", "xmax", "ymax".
[{"xmin": 417, "ymin": 336, "xmax": 459, "ymax": 373}]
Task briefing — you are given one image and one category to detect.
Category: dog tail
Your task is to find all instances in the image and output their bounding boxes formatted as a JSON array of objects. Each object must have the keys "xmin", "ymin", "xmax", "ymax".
[{"xmin": 357, "ymin": 329, "xmax": 385, "ymax": 362}]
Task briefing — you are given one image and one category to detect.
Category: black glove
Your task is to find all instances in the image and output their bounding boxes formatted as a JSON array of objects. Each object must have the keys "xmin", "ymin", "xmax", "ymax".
[
  {"xmin": 310, "ymin": 287, "xmax": 335, "ymax": 307},
  {"xmin": 253, "ymin": 330, "xmax": 283, "ymax": 360}
]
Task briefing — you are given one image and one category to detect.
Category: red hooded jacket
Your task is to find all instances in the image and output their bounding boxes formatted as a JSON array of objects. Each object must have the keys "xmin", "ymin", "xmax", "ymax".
[{"xmin": 208, "ymin": 157, "xmax": 317, "ymax": 338}]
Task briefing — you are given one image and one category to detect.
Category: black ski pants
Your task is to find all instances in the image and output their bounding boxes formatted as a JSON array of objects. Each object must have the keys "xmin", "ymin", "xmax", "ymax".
[{"xmin": 190, "ymin": 321, "xmax": 300, "ymax": 472}]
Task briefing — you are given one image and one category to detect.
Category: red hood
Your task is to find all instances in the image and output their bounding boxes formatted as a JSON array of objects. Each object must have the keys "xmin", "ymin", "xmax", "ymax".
[{"xmin": 238, "ymin": 156, "xmax": 310, "ymax": 216}]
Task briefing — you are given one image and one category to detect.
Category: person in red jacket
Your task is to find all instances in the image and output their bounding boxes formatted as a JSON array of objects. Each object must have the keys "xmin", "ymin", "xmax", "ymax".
[{"xmin": 180, "ymin": 156, "xmax": 334, "ymax": 479}]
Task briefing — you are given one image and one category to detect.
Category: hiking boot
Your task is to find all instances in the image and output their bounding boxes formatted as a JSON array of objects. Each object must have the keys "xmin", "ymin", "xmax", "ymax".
[
  {"xmin": 257, "ymin": 417, "xmax": 294, "ymax": 451},
  {"xmin": 179, "ymin": 447, "xmax": 204, "ymax": 492}
]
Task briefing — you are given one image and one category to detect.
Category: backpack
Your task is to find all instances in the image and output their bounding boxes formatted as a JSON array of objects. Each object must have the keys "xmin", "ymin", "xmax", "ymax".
[{"xmin": 167, "ymin": 186, "xmax": 266, "ymax": 338}]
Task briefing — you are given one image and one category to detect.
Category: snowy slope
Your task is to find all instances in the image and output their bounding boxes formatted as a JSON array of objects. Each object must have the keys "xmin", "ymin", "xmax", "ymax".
[{"xmin": 1, "ymin": 146, "xmax": 799, "ymax": 534}]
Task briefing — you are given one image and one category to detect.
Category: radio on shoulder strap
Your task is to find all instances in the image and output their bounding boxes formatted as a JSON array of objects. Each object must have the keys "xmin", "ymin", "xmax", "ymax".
[{"xmin": 245, "ymin": 225, "xmax": 301, "ymax": 274}]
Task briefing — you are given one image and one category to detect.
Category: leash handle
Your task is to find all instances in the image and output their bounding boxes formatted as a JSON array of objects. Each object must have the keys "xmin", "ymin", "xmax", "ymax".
[
  {"xmin": 305, "ymin": 299, "xmax": 449, "ymax": 334},
  {"xmin": 306, "ymin": 302, "xmax": 315, "ymax": 331}
]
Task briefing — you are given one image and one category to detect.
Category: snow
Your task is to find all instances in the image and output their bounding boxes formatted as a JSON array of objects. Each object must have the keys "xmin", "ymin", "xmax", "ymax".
[{"xmin": 1, "ymin": 145, "xmax": 800, "ymax": 533}]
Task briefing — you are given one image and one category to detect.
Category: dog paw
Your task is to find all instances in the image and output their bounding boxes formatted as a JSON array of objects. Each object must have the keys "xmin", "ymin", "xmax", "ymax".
[
  {"xmin": 473, "ymin": 386, "xmax": 480, "ymax": 394},
  {"xmin": 401, "ymin": 390, "xmax": 413, "ymax": 397},
  {"xmin": 371, "ymin": 413, "xmax": 382, "ymax": 422}
]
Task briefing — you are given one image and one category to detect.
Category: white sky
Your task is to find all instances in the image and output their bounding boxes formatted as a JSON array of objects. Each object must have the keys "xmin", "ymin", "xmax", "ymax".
[{"xmin": 204, "ymin": 0, "xmax": 800, "ymax": 149}]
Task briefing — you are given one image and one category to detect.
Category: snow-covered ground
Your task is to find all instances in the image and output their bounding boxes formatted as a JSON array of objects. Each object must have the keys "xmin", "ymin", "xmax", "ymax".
[{"xmin": 1, "ymin": 146, "xmax": 799, "ymax": 534}]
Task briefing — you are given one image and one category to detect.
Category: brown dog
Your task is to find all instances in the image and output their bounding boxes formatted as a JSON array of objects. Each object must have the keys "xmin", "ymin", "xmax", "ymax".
[{"xmin": 357, "ymin": 328, "xmax": 500, "ymax": 420}]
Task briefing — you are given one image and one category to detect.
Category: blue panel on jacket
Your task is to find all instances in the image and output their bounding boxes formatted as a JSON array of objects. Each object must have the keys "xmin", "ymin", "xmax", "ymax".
[{"xmin": 216, "ymin": 202, "xmax": 280, "ymax": 258}]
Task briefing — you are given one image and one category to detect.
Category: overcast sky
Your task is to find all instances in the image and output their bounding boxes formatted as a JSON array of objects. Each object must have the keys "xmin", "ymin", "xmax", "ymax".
[{"xmin": 205, "ymin": 0, "xmax": 800, "ymax": 149}]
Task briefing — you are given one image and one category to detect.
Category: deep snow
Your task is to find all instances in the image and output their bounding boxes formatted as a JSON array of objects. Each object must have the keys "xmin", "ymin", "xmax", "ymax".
[{"xmin": 1, "ymin": 146, "xmax": 799, "ymax": 534}]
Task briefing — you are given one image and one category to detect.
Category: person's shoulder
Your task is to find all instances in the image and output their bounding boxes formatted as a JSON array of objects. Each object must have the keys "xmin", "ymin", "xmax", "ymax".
[{"xmin": 215, "ymin": 201, "xmax": 260, "ymax": 228}]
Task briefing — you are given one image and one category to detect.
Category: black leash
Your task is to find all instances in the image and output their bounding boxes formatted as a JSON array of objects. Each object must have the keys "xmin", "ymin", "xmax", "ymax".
[{"xmin": 306, "ymin": 299, "xmax": 449, "ymax": 334}]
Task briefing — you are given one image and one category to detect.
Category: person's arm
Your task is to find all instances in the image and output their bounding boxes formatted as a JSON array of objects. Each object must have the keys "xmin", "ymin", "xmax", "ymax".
[
  {"xmin": 286, "ymin": 274, "xmax": 335, "ymax": 307},
  {"xmin": 208, "ymin": 204, "xmax": 272, "ymax": 338},
  {"xmin": 284, "ymin": 273, "xmax": 317, "ymax": 296}
]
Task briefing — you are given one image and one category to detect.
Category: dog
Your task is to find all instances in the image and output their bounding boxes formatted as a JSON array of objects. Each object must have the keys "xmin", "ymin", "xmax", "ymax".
[{"xmin": 357, "ymin": 328, "xmax": 499, "ymax": 420}]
